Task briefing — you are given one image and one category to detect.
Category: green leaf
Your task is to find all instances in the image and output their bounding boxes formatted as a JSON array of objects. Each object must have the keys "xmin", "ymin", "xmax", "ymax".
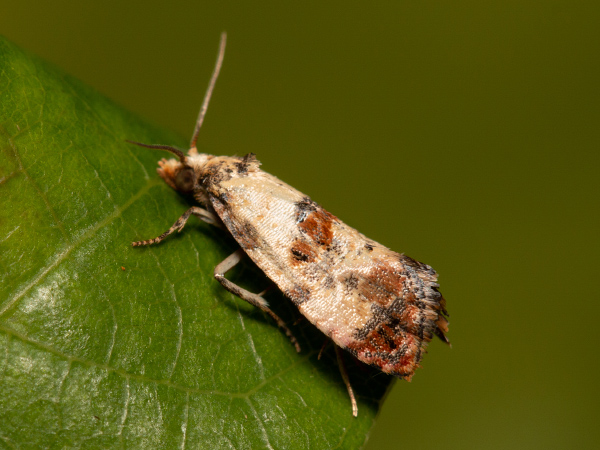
[{"xmin": 0, "ymin": 36, "xmax": 390, "ymax": 449}]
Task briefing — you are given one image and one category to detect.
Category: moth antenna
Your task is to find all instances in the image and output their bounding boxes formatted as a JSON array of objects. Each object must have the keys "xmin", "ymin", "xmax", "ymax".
[
  {"xmin": 125, "ymin": 140, "xmax": 187, "ymax": 162},
  {"xmin": 190, "ymin": 31, "xmax": 227, "ymax": 149}
]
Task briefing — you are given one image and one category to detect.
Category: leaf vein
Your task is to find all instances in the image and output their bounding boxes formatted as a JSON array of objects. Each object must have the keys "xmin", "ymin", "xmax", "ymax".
[
  {"xmin": 7, "ymin": 134, "xmax": 70, "ymax": 241},
  {"xmin": 246, "ymin": 398, "xmax": 274, "ymax": 450},
  {"xmin": 0, "ymin": 323, "xmax": 317, "ymax": 397},
  {"xmin": 0, "ymin": 178, "xmax": 161, "ymax": 318}
]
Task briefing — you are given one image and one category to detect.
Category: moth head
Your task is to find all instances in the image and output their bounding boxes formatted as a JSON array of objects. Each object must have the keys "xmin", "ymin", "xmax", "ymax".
[
  {"xmin": 126, "ymin": 140, "xmax": 209, "ymax": 194},
  {"xmin": 157, "ymin": 157, "xmax": 195, "ymax": 193}
]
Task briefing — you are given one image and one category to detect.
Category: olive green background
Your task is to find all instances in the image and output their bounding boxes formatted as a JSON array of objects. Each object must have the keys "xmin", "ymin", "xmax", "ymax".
[{"xmin": 2, "ymin": 1, "xmax": 598, "ymax": 449}]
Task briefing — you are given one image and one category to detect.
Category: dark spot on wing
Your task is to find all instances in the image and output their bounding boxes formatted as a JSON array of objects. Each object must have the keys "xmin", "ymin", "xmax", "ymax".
[
  {"xmin": 327, "ymin": 238, "xmax": 345, "ymax": 256},
  {"xmin": 201, "ymin": 155, "xmax": 261, "ymax": 188},
  {"xmin": 233, "ymin": 220, "xmax": 262, "ymax": 250},
  {"xmin": 342, "ymin": 273, "xmax": 359, "ymax": 293},
  {"xmin": 234, "ymin": 153, "xmax": 259, "ymax": 174},
  {"xmin": 214, "ymin": 191, "xmax": 229, "ymax": 204},
  {"xmin": 291, "ymin": 248, "xmax": 308, "ymax": 261},
  {"xmin": 290, "ymin": 240, "xmax": 317, "ymax": 263},
  {"xmin": 199, "ymin": 160, "xmax": 233, "ymax": 186},
  {"xmin": 322, "ymin": 274, "xmax": 335, "ymax": 289},
  {"xmin": 295, "ymin": 197, "xmax": 317, "ymax": 223},
  {"xmin": 210, "ymin": 193, "xmax": 262, "ymax": 250}
]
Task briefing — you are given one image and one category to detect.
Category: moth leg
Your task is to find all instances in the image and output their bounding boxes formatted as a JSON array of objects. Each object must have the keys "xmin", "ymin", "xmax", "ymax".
[
  {"xmin": 335, "ymin": 345, "xmax": 358, "ymax": 417},
  {"xmin": 317, "ymin": 339, "xmax": 330, "ymax": 360},
  {"xmin": 214, "ymin": 249, "xmax": 301, "ymax": 353},
  {"xmin": 132, "ymin": 206, "xmax": 220, "ymax": 247}
]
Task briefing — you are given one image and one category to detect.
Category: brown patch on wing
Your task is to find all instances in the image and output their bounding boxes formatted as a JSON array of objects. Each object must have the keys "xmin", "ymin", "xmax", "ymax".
[
  {"xmin": 285, "ymin": 284, "xmax": 312, "ymax": 306},
  {"xmin": 356, "ymin": 263, "xmax": 405, "ymax": 305},
  {"xmin": 297, "ymin": 207, "xmax": 338, "ymax": 247},
  {"xmin": 347, "ymin": 327, "xmax": 421, "ymax": 379},
  {"xmin": 346, "ymin": 257, "xmax": 449, "ymax": 379}
]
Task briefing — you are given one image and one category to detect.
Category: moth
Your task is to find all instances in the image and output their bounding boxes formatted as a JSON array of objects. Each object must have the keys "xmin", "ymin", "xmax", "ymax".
[{"xmin": 129, "ymin": 33, "xmax": 449, "ymax": 416}]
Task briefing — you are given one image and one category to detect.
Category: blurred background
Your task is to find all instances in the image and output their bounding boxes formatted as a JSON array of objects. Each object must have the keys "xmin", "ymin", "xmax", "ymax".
[{"xmin": 2, "ymin": 1, "xmax": 598, "ymax": 448}]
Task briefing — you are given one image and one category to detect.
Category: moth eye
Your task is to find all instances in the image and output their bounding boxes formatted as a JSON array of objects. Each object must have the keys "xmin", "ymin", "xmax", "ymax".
[{"xmin": 175, "ymin": 167, "xmax": 195, "ymax": 193}]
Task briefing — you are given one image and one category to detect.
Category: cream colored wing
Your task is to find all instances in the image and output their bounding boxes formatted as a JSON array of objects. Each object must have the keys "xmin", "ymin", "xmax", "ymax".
[{"xmin": 204, "ymin": 156, "xmax": 448, "ymax": 378}]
